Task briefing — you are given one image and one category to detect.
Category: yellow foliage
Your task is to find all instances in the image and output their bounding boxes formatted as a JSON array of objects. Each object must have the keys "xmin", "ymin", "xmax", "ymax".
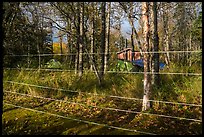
[{"xmin": 52, "ymin": 42, "xmax": 68, "ymax": 54}]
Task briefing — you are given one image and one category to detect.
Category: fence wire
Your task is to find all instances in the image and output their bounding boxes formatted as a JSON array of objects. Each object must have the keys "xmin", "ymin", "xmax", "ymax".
[
  {"xmin": 3, "ymin": 90, "xmax": 202, "ymax": 122},
  {"xmin": 4, "ymin": 102, "xmax": 157, "ymax": 135},
  {"xmin": 3, "ymin": 68, "xmax": 202, "ymax": 76},
  {"xmin": 3, "ymin": 50, "xmax": 202, "ymax": 57},
  {"xmin": 4, "ymin": 81, "xmax": 202, "ymax": 107},
  {"xmin": 3, "ymin": 49, "xmax": 202, "ymax": 134}
]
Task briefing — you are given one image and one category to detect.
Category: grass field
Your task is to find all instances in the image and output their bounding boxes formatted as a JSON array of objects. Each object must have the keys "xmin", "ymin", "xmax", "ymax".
[{"xmin": 2, "ymin": 68, "xmax": 202, "ymax": 135}]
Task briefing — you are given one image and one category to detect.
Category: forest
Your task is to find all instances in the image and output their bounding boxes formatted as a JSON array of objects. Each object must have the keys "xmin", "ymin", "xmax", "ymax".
[{"xmin": 2, "ymin": 2, "xmax": 202, "ymax": 135}]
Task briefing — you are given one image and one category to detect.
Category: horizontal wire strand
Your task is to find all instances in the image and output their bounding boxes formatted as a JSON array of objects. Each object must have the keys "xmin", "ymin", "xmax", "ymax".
[
  {"xmin": 4, "ymin": 67, "xmax": 75, "ymax": 72},
  {"xmin": 3, "ymin": 102, "xmax": 157, "ymax": 135},
  {"xmin": 3, "ymin": 50, "xmax": 202, "ymax": 57},
  {"xmin": 4, "ymin": 90, "xmax": 202, "ymax": 122},
  {"xmin": 107, "ymin": 70, "xmax": 202, "ymax": 76},
  {"xmin": 4, "ymin": 81, "xmax": 202, "ymax": 107},
  {"xmin": 3, "ymin": 68, "xmax": 202, "ymax": 76}
]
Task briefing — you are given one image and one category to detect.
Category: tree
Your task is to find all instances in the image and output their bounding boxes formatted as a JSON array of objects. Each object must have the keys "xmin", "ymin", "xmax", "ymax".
[
  {"xmin": 58, "ymin": 30, "xmax": 63, "ymax": 62},
  {"xmin": 191, "ymin": 10, "xmax": 202, "ymax": 49},
  {"xmin": 75, "ymin": 2, "xmax": 80, "ymax": 74},
  {"xmin": 90, "ymin": 2, "xmax": 95, "ymax": 71},
  {"xmin": 99, "ymin": 2, "xmax": 106, "ymax": 84},
  {"xmin": 104, "ymin": 2, "xmax": 111, "ymax": 72},
  {"xmin": 119, "ymin": 2, "xmax": 144, "ymax": 56},
  {"xmin": 151, "ymin": 2, "xmax": 160, "ymax": 86},
  {"xmin": 3, "ymin": 2, "xmax": 50, "ymax": 68},
  {"xmin": 162, "ymin": 2, "xmax": 171, "ymax": 65},
  {"xmin": 78, "ymin": 2, "xmax": 84, "ymax": 77},
  {"xmin": 142, "ymin": 2, "xmax": 151, "ymax": 111},
  {"xmin": 130, "ymin": 2, "xmax": 135, "ymax": 61}
]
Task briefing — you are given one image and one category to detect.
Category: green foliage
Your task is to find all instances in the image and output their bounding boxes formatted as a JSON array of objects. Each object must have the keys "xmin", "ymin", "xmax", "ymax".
[
  {"xmin": 44, "ymin": 59, "xmax": 62, "ymax": 69},
  {"xmin": 192, "ymin": 11, "xmax": 202, "ymax": 42},
  {"xmin": 3, "ymin": 2, "xmax": 52, "ymax": 68},
  {"xmin": 189, "ymin": 52, "xmax": 202, "ymax": 68}
]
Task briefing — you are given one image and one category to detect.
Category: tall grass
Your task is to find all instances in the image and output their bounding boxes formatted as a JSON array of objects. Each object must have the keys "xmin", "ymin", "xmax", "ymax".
[
  {"xmin": 3, "ymin": 65, "xmax": 201, "ymax": 105},
  {"xmin": 3, "ymin": 66, "xmax": 202, "ymax": 135}
]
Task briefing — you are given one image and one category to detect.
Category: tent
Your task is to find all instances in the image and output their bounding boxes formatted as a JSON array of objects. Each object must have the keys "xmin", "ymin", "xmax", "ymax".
[{"xmin": 131, "ymin": 59, "xmax": 165, "ymax": 69}]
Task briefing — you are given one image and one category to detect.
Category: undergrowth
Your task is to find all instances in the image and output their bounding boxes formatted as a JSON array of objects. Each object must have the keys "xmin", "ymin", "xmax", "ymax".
[{"xmin": 2, "ymin": 66, "xmax": 202, "ymax": 135}]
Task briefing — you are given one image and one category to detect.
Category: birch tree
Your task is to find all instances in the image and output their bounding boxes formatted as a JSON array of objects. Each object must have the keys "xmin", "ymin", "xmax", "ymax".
[
  {"xmin": 142, "ymin": 2, "xmax": 151, "ymax": 111},
  {"xmin": 78, "ymin": 2, "xmax": 84, "ymax": 77},
  {"xmin": 90, "ymin": 2, "xmax": 95, "ymax": 71},
  {"xmin": 162, "ymin": 2, "xmax": 171, "ymax": 65}
]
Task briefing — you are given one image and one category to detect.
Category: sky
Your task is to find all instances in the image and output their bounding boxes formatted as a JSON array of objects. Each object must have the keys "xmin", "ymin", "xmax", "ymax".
[
  {"xmin": 121, "ymin": 19, "xmax": 140, "ymax": 39},
  {"xmin": 51, "ymin": 1, "xmax": 142, "ymax": 43},
  {"xmin": 121, "ymin": 20, "xmax": 132, "ymax": 39},
  {"xmin": 52, "ymin": 19, "xmax": 137, "ymax": 43}
]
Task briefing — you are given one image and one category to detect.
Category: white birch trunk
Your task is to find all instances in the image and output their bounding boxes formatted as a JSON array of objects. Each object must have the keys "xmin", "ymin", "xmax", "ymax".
[
  {"xmin": 78, "ymin": 2, "xmax": 84, "ymax": 77},
  {"xmin": 142, "ymin": 2, "xmax": 151, "ymax": 111}
]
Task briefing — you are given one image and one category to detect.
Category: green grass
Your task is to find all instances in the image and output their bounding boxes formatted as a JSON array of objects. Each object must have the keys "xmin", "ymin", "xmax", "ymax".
[
  {"xmin": 2, "ymin": 105, "xmax": 137, "ymax": 135},
  {"xmin": 2, "ymin": 106, "xmax": 94, "ymax": 135},
  {"xmin": 2, "ymin": 68, "xmax": 202, "ymax": 135}
]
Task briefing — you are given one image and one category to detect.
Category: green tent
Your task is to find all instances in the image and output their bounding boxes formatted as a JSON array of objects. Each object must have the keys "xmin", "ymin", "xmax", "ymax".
[
  {"xmin": 45, "ymin": 59, "xmax": 62, "ymax": 69},
  {"xmin": 116, "ymin": 60, "xmax": 134, "ymax": 72}
]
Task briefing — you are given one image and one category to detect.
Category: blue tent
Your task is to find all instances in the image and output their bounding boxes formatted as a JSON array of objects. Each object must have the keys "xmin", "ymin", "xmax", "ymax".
[{"xmin": 131, "ymin": 59, "xmax": 165, "ymax": 69}]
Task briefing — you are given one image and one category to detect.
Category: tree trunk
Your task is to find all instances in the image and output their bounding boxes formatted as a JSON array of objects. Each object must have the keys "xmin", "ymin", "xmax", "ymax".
[
  {"xmin": 75, "ymin": 46, "xmax": 79, "ymax": 74},
  {"xmin": 27, "ymin": 43, "xmax": 30, "ymax": 68},
  {"xmin": 148, "ymin": 2, "xmax": 153, "ymax": 77},
  {"xmin": 163, "ymin": 2, "xmax": 170, "ymax": 66},
  {"xmin": 125, "ymin": 38, "xmax": 128, "ymax": 60},
  {"xmin": 189, "ymin": 30, "xmax": 192, "ymax": 66},
  {"xmin": 104, "ymin": 2, "xmax": 111, "ymax": 72},
  {"xmin": 128, "ymin": 16, "xmax": 143, "ymax": 57},
  {"xmin": 90, "ymin": 2, "xmax": 95, "ymax": 71},
  {"xmin": 78, "ymin": 2, "xmax": 84, "ymax": 77},
  {"xmin": 131, "ymin": 28, "xmax": 134, "ymax": 61},
  {"xmin": 36, "ymin": 29, "xmax": 41, "ymax": 69},
  {"xmin": 177, "ymin": 2, "xmax": 187, "ymax": 65},
  {"xmin": 59, "ymin": 31, "xmax": 63, "ymax": 62},
  {"xmin": 67, "ymin": 19, "xmax": 74, "ymax": 69},
  {"xmin": 49, "ymin": 22, "xmax": 54, "ymax": 60},
  {"xmin": 119, "ymin": 2, "xmax": 143, "ymax": 57},
  {"xmin": 130, "ymin": 2, "xmax": 135, "ymax": 61},
  {"xmin": 142, "ymin": 2, "xmax": 151, "ymax": 111},
  {"xmin": 151, "ymin": 2, "xmax": 160, "ymax": 86},
  {"xmin": 99, "ymin": 2, "xmax": 106, "ymax": 83},
  {"xmin": 66, "ymin": 31, "xmax": 70, "ymax": 65},
  {"xmin": 75, "ymin": 3, "xmax": 80, "ymax": 74},
  {"xmin": 66, "ymin": 19, "xmax": 71, "ymax": 64}
]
